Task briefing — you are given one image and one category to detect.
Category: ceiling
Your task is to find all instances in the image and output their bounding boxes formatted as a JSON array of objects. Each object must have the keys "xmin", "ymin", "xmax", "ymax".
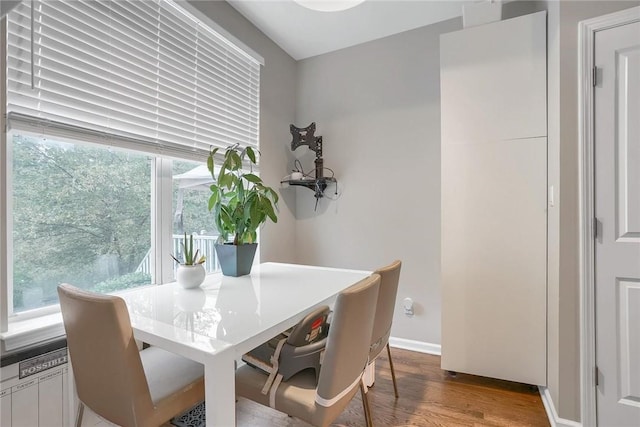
[{"xmin": 227, "ymin": 0, "xmax": 474, "ymax": 60}]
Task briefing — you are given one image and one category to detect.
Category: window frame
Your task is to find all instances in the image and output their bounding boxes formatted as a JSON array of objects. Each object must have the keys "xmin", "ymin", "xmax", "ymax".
[{"xmin": 2, "ymin": 15, "xmax": 10, "ymax": 333}]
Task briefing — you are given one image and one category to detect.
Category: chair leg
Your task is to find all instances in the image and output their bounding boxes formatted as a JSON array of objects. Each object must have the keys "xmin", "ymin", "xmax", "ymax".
[
  {"xmin": 359, "ymin": 381, "xmax": 373, "ymax": 427},
  {"xmin": 386, "ymin": 343, "xmax": 399, "ymax": 399},
  {"xmin": 75, "ymin": 402, "xmax": 85, "ymax": 427}
]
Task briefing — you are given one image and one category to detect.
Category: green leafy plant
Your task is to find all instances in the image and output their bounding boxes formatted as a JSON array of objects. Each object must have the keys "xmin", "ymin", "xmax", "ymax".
[
  {"xmin": 171, "ymin": 233, "xmax": 206, "ymax": 265},
  {"xmin": 207, "ymin": 144, "xmax": 279, "ymax": 245}
]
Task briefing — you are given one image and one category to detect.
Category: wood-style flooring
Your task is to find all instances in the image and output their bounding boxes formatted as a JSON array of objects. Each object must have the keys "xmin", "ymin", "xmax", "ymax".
[
  {"xmin": 86, "ymin": 348, "xmax": 550, "ymax": 427},
  {"xmin": 236, "ymin": 348, "xmax": 550, "ymax": 427}
]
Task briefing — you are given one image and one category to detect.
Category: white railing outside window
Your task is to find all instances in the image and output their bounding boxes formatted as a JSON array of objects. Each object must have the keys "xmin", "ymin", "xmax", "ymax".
[{"xmin": 136, "ymin": 234, "xmax": 220, "ymax": 276}]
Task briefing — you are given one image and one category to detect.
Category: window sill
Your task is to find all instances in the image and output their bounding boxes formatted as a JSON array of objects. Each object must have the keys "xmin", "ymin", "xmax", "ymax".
[
  {"xmin": 0, "ymin": 312, "xmax": 65, "ymax": 353},
  {"xmin": 0, "ymin": 286, "xmax": 162, "ymax": 353}
]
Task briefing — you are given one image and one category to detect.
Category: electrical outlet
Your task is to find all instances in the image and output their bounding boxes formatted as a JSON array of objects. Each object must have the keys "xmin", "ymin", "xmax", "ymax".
[{"xmin": 403, "ymin": 297, "xmax": 414, "ymax": 316}]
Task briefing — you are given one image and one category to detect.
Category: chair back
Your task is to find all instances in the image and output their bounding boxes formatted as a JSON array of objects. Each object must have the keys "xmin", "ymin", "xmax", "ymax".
[
  {"xmin": 369, "ymin": 260, "xmax": 402, "ymax": 360},
  {"xmin": 316, "ymin": 274, "xmax": 380, "ymax": 404},
  {"xmin": 58, "ymin": 284, "xmax": 154, "ymax": 426}
]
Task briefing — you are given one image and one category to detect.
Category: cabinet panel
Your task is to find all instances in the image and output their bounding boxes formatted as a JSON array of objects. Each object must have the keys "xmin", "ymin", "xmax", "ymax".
[
  {"xmin": 11, "ymin": 382, "xmax": 39, "ymax": 427},
  {"xmin": 1, "ymin": 391, "xmax": 11, "ymax": 426},
  {"xmin": 440, "ymin": 11, "xmax": 546, "ymax": 144},
  {"xmin": 38, "ymin": 372, "xmax": 64, "ymax": 427},
  {"xmin": 441, "ymin": 137, "xmax": 547, "ymax": 384}
]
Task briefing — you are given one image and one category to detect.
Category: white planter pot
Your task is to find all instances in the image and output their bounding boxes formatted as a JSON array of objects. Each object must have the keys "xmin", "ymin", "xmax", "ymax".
[{"xmin": 176, "ymin": 264, "xmax": 206, "ymax": 289}]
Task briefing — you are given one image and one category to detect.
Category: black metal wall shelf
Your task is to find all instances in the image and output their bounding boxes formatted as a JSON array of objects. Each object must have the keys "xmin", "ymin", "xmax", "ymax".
[{"xmin": 280, "ymin": 177, "xmax": 337, "ymax": 199}]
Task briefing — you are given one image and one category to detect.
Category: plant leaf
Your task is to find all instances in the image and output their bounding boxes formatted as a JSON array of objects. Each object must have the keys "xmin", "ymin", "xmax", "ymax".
[
  {"xmin": 220, "ymin": 171, "xmax": 233, "ymax": 188},
  {"xmin": 237, "ymin": 179, "xmax": 245, "ymax": 201},
  {"xmin": 268, "ymin": 188, "xmax": 279, "ymax": 204},
  {"xmin": 245, "ymin": 146, "xmax": 256, "ymax": 164},
  {"xmin": 208, "ymin": 190, "xmax": 219, "ymax": 211},
  {"xmin": 262, "ymin": 198, "xmax": 277, "ymax": 223},
  {"xmin": 242, "ymin": 173, "xmax": 261, "ymax": 184},
  {"xmin": 230, "ymin": 151, "xmax": 242, "ymax": 170},
  {"xmin": 207, "ymin": 150, "xmax": 217, "ymax": 177}
]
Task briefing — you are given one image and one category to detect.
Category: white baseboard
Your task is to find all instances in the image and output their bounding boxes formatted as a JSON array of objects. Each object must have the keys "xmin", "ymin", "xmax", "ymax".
[
  {"xmin": 539, "ymin": 386, "xmax": 582, "ymax": 427},
  {"xmin": 388, "ymin": 337, "xmax": 441, "ymax": 355}
]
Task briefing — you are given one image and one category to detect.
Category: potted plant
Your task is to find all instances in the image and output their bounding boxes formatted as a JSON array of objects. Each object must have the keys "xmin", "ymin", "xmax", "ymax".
[
  {"xmin": 207, "ymin": 144, "xmax": 278, "ymax": 276},
  {"xmin": 171, "ymin": 233, "xmax": 207, "ymax": 288}
]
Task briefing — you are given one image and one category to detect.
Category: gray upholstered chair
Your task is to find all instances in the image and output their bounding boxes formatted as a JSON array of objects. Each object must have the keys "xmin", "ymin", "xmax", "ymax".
[
  {"xmin": 369, "ymin": 260, "xmax": 402, "ymax": 398},
  {"xmin": 235, "ymin": 274, "xmax": 381, "ymax": 427},
  {"xmin": 58, "ymin": 284, "xmax": 205, "ymax": 427}
]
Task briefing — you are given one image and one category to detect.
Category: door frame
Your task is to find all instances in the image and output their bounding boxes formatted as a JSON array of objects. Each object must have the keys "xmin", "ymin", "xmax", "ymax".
[{"xmin": 578, "ymin": 6, "xmax": 640, "ymax": 427}]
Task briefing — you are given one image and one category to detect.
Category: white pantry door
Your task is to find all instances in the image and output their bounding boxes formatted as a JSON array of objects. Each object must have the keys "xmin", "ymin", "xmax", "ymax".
[{"xmin": 594, "ymin": 19, "xmax": 640, "ymax": 427}]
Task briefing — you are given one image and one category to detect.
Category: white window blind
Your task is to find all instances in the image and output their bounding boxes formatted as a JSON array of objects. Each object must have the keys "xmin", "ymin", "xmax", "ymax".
[{"xmin": 6, "ymin": 0, "xmax": 260, "ymax": 156}]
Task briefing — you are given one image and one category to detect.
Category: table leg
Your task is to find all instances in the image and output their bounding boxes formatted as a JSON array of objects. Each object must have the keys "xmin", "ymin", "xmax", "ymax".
[{"xmin": 204, "ymin": 349, "xmax": 236, "ymax": 426}]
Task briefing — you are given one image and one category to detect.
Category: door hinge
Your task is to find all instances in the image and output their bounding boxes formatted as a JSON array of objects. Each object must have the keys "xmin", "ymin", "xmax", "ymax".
[{"xmin": 593, "ymin": 66, "xmax": 599, "ymax": 87}]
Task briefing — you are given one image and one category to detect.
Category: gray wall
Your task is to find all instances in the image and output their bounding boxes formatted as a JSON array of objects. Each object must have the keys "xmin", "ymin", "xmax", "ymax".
[
  {"xmin": 294, "ymin": 18, "xmax": 458, "ymax": 346},
  {"xmin": 188, "ymin": 0, "xmax": 298, "ymax": 265},
  {"xmin": 0, "ymin": 1, "xmax": 21, "ymax": 18}
]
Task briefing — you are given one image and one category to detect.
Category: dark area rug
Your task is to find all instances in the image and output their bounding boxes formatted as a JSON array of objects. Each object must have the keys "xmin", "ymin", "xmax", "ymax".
[{"xmin": 171, "ymin": 401, "xmax": 205, "ymax": 427}]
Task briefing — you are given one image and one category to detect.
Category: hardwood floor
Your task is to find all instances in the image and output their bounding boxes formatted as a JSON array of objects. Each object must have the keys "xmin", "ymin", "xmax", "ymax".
[
  {"xmin": 236, "ymin": 348, "xmax": 551, "ymax": 427},
  {"xmin": 86, "ymin": 348, "xmax": 549, "ymax": 426}
]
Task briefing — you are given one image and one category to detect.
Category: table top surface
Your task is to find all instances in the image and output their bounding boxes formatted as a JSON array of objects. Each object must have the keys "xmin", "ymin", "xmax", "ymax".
[{"xmin": 120, "ymin": 262, "xmax": 371, "ymax": 360}]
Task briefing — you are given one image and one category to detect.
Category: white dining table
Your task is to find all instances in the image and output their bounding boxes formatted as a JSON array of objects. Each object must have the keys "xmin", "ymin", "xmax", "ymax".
[{"xmin": 119, "ymin": 262, "xmax": 371, "ymax": 426}]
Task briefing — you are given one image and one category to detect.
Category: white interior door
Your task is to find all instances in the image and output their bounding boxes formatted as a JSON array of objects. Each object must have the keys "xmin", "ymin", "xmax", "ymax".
[{"xmin": 594, "ymin": 19, "xmax": 640, "ymax": 427}]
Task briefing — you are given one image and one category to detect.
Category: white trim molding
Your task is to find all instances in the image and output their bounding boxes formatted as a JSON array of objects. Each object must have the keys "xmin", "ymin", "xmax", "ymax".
[
  {"xmin": 578, "ymin": 7, "xmax": 640, "ymax": 427},
  {"xmin": 540, "ymin": 387, "xmax": 583, "ymax": 427},
  {"xmin": 0, "ymin": 313, "xmax": 65, "ymax": 352},
  {"xmin": 389, "ymin": 337, "xmax": 441, "ymax": 356},
  {"xmin": 1, "ymin": 17, "xmax": 8, "ymax": 333}
]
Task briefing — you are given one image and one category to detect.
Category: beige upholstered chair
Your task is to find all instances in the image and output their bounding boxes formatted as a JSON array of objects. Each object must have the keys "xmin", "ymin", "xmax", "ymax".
[
  {"xmin": 369, "ymin": 260, "xmax": 402, "ymax": 398},
  {"xmin": 58, "ymin": 284, "xmax": 205, "ymax": 427},
  {"xmin": 236, "ymin": 274, "xmax": 381, "ymax": 427}
]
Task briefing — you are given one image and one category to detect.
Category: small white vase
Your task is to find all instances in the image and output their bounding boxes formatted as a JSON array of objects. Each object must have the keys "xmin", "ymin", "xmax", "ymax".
[{"xmin": 176, "ymin": 264, "xmax": 206, "ymax": 289}]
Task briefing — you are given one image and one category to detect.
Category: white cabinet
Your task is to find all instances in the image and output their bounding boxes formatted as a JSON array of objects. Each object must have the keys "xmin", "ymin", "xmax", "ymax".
[
  {"xmin": 440, "ymin": 11, "xmax": 547, "ymax": 386},
  {"xmin": 440, "ymin": 11, "xmax": 547, "ymax": 143},
  {"xmin": 0, "ymin": 347, "xmax": 69, "ymax": 427}
]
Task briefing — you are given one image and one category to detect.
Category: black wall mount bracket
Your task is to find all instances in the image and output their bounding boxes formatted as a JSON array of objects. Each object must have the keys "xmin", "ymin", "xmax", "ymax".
[{"xmin": 281, "ymin": 122, "xmax": 337, "ymax": 199}]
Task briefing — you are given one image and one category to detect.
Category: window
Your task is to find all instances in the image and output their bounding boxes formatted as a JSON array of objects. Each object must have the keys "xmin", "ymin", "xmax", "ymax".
[
  {"xmin": 1, "ymin": 0, "xmax": 261, "ymax": 331},
  {"xmin": 11, "ymin": 132, "xmax": 152, "ymax": 313}
]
